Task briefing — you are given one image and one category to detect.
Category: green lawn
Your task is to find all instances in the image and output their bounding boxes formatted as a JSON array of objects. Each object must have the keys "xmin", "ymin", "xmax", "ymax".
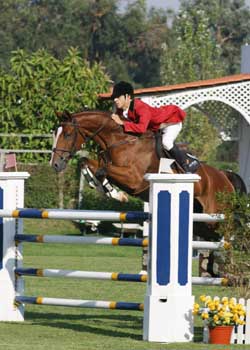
[{"xmin": 0, "ymin": 219, "xmax": 248, "ymax": 350}]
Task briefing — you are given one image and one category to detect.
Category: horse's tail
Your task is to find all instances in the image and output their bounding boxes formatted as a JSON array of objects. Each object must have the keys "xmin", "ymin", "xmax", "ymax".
[{"xmin": 222, "ymin": 170, "xmax": 247, "ymax": 194}]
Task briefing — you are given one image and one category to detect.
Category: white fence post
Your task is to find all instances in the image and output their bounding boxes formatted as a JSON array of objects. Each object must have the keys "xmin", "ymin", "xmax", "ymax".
[
  {"xmin": 0, "ymin": 172, "xmax": 30, "ymax": 321},
  {"xmin": 143, "ymin": 173, "xmax": 200, "ymax": 343}
]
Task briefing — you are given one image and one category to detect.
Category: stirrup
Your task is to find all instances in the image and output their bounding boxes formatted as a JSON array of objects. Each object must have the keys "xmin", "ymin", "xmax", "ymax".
[
  {"xmin": 188, "ymin": 159, "xmax": 200, "ymax": 173},
  {"xmin": 181, "ymin": 164, "xmax": 191, "ymax": 174}
]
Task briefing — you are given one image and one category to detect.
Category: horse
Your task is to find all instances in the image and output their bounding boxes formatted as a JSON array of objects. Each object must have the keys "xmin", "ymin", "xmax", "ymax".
[{"xmin": 50, "ymin": 110, "xmax": 241, "ymax": 221}]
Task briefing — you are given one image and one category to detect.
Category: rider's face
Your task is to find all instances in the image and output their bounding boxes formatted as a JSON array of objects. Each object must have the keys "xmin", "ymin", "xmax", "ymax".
[{"xmin": 114, "ymin": 94, "xmax": 131, "ymax": 110}]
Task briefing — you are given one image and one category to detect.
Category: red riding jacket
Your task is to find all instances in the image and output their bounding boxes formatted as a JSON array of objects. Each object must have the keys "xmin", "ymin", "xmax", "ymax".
[{"xmin": 117, "ymin": 99, "xmax": 186, "ymax": 133}]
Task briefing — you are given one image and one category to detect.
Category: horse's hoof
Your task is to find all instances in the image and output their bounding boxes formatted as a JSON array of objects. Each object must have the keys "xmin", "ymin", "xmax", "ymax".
[{"xmin": 118, "ymin": 191, "xmax": 129, "ymax": 202}]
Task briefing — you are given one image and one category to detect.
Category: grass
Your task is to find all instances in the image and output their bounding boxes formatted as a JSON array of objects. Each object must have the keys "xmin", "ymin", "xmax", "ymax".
[{"xmin": 0, "ymin": 219, "xmax": 248, "ymax": 350}]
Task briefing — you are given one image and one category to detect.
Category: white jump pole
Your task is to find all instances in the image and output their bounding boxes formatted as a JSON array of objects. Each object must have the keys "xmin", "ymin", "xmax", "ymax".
[
  {"xmin": 0, "ymin": 172, "xmax": 30, "ymax": 321},
  {"xmin": 143, "ymin": 173, "xmax": 200, "ymax": 343}
]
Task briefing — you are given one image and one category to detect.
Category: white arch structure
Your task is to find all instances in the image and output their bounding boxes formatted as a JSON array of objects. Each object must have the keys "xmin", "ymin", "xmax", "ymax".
[{"xmin": 101, "ymin": 74, "xmax": 250, "ymax": 192}]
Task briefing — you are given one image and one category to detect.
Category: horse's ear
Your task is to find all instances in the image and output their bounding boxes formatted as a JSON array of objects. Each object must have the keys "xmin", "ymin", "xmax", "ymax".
[
  {"xmin": 62, "ymin": 110, "xmax": 72, "ymax": 121},
  {"xmin": 55, "ymin": 110, "xmax": 72, "ymax": 121}
]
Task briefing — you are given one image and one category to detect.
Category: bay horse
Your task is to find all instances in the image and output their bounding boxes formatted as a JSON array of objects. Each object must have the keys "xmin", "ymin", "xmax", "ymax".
[{"xmin": 50, "ymin": 110, "xmax": 238, "ymax": 220}]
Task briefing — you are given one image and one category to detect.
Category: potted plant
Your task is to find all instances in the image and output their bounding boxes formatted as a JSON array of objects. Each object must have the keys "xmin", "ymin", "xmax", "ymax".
[{"xmin": 193, "ymin": 295, "xmax": 246, "ymax": 344}]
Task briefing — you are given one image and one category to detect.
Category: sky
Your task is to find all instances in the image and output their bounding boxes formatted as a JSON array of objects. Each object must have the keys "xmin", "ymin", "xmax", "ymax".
[{"xmin": 147, "ymin": 0, "xmax": 180, "ymax": 11}]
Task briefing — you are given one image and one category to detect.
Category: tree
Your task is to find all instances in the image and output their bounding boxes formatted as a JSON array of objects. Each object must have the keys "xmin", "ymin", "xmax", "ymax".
[
  {"xmin": 0, "ymin": 0, "xmax": 93, "ymax": 65},
  {"xmin": 0, "ymin": 48, "xmax": 111, "ymax": 160},
  {"xmin": 160, "ymin": 8, "xmax": 224, "ymax": 84},
  {"xmin": 180, "ymin": 0, "xmax": 250, "ymax": 74},
  {"xmin": 0, "ymin": 0, "xmax": 170, "ymax": 87}
]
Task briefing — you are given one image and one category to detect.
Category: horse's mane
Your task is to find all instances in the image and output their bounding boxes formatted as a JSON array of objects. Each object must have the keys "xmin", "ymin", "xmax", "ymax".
[
  {"xmin": 70, "ymin": 109, "xmax": 155, "ymax": 140},
  {"xmin": 72, "ymin": 109, "xmax": 111, "ymax": 118}
]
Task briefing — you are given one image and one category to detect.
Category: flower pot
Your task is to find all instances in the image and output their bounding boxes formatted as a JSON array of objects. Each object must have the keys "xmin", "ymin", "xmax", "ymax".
[{"xmin": 209, "ymin": 325, "xmax": 234, "ymax": 344}]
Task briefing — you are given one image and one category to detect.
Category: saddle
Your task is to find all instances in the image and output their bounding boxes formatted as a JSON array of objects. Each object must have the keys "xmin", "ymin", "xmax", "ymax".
[{"xmin": 155, "ymin": 131, "xmax": 200, "ymax": 173}]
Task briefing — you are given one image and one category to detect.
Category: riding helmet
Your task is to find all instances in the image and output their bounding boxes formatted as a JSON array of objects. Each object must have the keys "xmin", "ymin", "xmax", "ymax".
[{"xmin": 111, "ymin": 81, "xmax": 134, "ymax": 99}]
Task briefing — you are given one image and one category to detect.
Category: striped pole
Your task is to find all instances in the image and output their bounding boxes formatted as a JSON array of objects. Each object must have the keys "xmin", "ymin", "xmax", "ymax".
[
  {"xmin": 15, "ymin": 234, "xmax": 149, "ymax": 247},
  {"xmin": 15, "ymin": 296, "xmax": 144, "ymax": 311},
  {"xmin": 193, "ymin": 213, "xmax": 225, "ymax": 222},
  {"xmin": 16, "ymin": 268, "xmax": 147, "ymax": 282},
  {"xmin": 15, "ymin": 234, "xmax": 229, "ymax": 250},
  {"xmin": 192, "ymin": 276, "xmax": 229, "ymax": 286},
  {"xmin": 0, "ymin": 208, "xmax": 223, "ymax": 223},
  {"xmin": 0, "ymin": 208, "xmax": 149, "ymax": 222},
  {"xmin": 16, "ymin": 268, "xmax": 228, "ymax": 286}
]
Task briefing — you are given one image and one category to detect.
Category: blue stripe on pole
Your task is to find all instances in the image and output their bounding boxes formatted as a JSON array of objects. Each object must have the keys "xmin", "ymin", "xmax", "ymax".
[
  {"xmin": 118, "ymin": 238, "xmax": 144, "ymax": 246},
  {"xmin": 15, "ymin": 296, "xmax": 37, "ymax": 304},
  {"xmin": 0, "ymin": 187, "xmax": 3, "ymax": 270},
  {"xmin": 125, "ymin": 211, "xmax": 149, "ymax": 221},
  {"xmin": 15, "ymin": 234, "xmax": 41, "ymax": 243},
  {"xmin": 17, "ymin": 209, "xmax": 44, "ymax": 218},
  {"xmin": 157, "ymin": 191, "xmax": 171, "ymax": 285},
  {"xmin": 178, "ymin": 191, "xmax": 190, "ymax": 286},
  {"xmin": 117, "ymin": 273, "xmax": 146, "ymax": 282},
  {"xmin": 15, "ymin": 268, "xmax": 38, "ymax": 276},
  {"xmin": 115, "ymin": 302, "xmax": 143, "ymax": 310}
]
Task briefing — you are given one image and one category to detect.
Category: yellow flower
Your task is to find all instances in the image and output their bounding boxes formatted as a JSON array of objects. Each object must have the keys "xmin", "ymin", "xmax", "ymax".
[
  {"xmin": 236, "ymin": 304, "xmax": 244, "ymax": 311},
  {"xmin": 208, "ymin": 303, "xmax": 216, "ymax": 311},
  {"xmin": 213, "ymin": 315, "xmax": 219, "ymax": 322},
  {"xmin": 217, "ymin": 304, "xmax": 222, "ymax": 311},
  {"xmin": 214, "ymin": 300, "xmax": 220, "ymax": 307},
  {"xmin": 222, "ymin": 297, "xmax": 229, "ymax": 305},
  {"xmin": 233, "ymin": 314, "xmax": 239, "ymax": 322},
  {"xmin": 229, "ymin": 305, "xmax": 237, "ymax": 312},
  {"xmin": 238, "ymin": 319, "xmax": 245, "ymax": 325},
  {"xmin": 201, "ymin": 312, "xmax": 209, "ymax": 319},
  {"xmin": 195, "ymin": 295, "xmax": 245, "ymax": 327},
  {"xmin": 200, "ymin": 295, "xmax": 206, "ymax": 302},
  {"xmin": 238, "ymin": 310, "xmax": 246, "ymax": 317},
  {"xmin": 218, "ymin": 310, "xmax": 225, "ymax": 318}
]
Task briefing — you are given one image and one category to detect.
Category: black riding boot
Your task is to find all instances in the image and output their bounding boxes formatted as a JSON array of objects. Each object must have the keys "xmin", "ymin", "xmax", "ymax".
[{"xmin": 168, "ymin": 144, "xmax": 190, "ymax": 173}]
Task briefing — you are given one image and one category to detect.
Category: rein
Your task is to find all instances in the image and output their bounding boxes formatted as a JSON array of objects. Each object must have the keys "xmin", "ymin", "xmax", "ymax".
[
  {"xmin": 53, "ymin": 117, "xmax": 139, "ymax": 164},
  {"xmin": 52, "ymin": 117, "xmax": 110, "ymax": 161}
]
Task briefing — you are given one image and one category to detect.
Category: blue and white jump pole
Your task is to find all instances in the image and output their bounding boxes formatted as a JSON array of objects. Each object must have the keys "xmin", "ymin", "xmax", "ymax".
[
  {"xmin": 0, "ymin": 171, "xmax": 200, "ymax": 343},
  {"xmin": 143, "ymin": 173, "xmax": 200, "ymax": 343}
]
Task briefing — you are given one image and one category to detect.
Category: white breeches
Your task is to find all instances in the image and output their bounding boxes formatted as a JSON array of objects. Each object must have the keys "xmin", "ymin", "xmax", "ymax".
[{"xmin": 161, "ymin": 122, "xmax": 183, "ymax": 151}]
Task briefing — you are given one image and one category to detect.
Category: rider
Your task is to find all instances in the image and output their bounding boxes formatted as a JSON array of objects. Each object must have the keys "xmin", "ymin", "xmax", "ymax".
[{"xmin": 111, "ymin": 81, "xmax": 192, "ymax": 173}]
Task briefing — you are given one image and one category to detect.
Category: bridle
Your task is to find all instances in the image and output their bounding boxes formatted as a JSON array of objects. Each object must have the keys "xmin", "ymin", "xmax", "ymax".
[
  {"xmin": 52, "ymin": 117, "xmax": 110, "ymax": 162},
  {"xmin": 52, "ymin": 115, "xmax": 140, "ymax": 168}
]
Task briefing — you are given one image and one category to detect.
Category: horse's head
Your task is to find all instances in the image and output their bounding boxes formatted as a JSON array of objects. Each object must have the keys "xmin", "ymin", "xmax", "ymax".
[{"xmin": 50, "ymin": 111, "xmax": 85, "ymax": 172}]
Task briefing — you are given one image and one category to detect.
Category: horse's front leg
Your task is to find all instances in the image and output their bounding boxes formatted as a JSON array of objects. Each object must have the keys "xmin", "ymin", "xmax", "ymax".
[
  {"xmin": 106, "ymin": 163, "xmax": 148, "ymax": 195},
  {"xmin": 80, "ymin": 157, "xmax": 100, "ymax": 177},
  {"xmin": 79, "ymin": 158, "xmax": 128, "ymax": 202}
]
